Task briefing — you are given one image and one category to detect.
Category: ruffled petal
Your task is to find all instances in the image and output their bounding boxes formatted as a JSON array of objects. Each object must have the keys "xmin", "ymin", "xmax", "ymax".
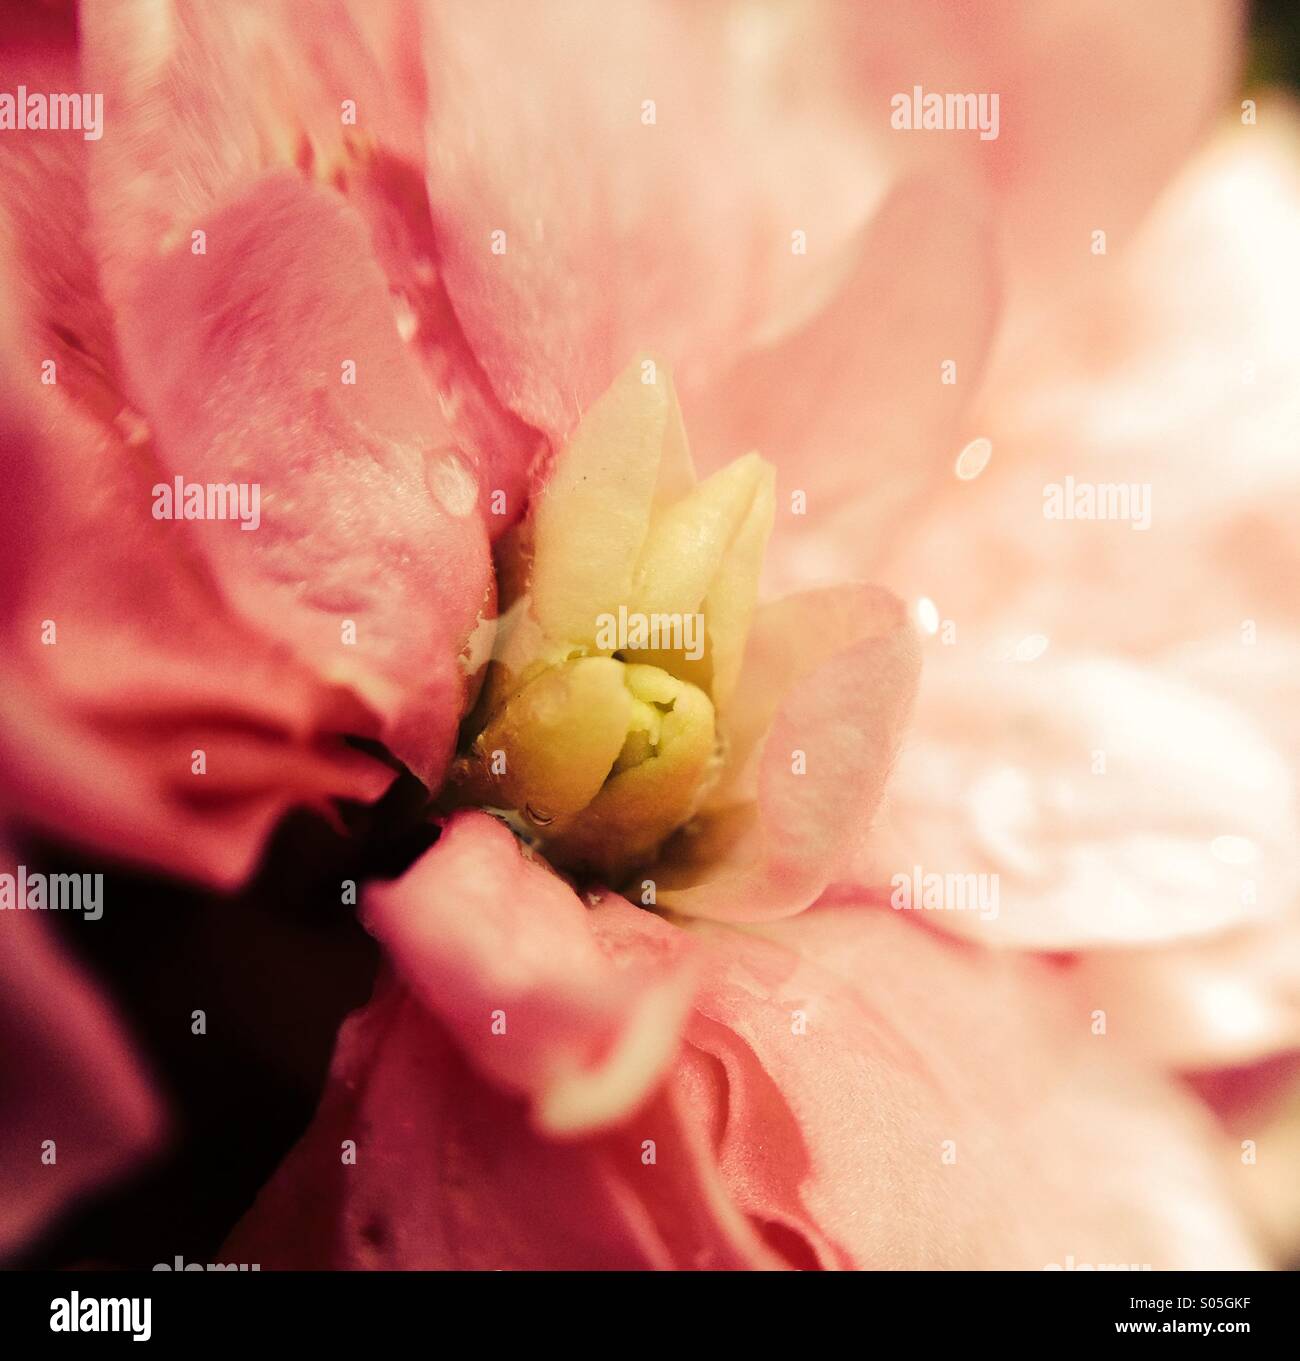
[
  {"xmin": 0, "ymin": 157, "xmax": 396, "ymax": 884},
  {"xmin": 655, "ymin": 584, "xmax": 920, "ymax": 922},
  {"xmin": 684, "ymin": 178, "xmax": 1000, "ymax": 592},
  {"xmin": 680, "ymin": 903, "xmax": 1264, "ymax": 1268},
  {"xmin": 222, "ymin": 973, "xmax": 781, "ymax": 1268},
  {"xmin": 421, "ymin": 0, "xmax": 882, "ymax": 444},
  {"xmin": 0, "ymin": 347, "xmax": 395, "ymax": 888},
  {"xmin": 365, "ymin": 811, "xmax": 696, "ymax": 1135},
  {"xmin": 225, "ymin": 889, "xmax": 1262, "ymax": 1269},
  {"xmin": 103, "ymin": 170, "xmax": 494, "ymax": 783},
  {"xmin": 81, "ymin": 0, "xmax": 539, "ymax": 528}
]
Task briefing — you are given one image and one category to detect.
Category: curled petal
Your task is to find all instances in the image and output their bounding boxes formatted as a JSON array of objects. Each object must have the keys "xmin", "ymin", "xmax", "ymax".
[
  {"xmin": 0, "ymin": 297, "xmax": 391, "ymax": 887},
  {"xmin": 685, "ymin": 177, "xmax": 1000, "ymax": 590},
  {"xmin": 655, "ymin": 584, "xmax": 920, "ymax": 922},
  {"xmin": 107, "ymin": 172, "xmax": 494, "ymax": 783},
  {"xmin": 81, "ymin": 0, "xmax": 426, "ymax": 293},
  {"xmin": 81, "ymin": 0, "xmax": 538, "ymax": 526},
  {"xmin": 222, "ymin": 975, "xmax": 781, "ymax": 1269},
  {"xmin": 421, "ymin": 0, "xmax": 882, "ymax": 443},
  {"xmin": 226, "ymin": 891, "xmax": 1261, "ymax": 1269},
  {"xmin": 0, "ymin": 38, "xmax": 463, "ymax": 879},
  {"xmin": 681, "ymin": 903, "xmax": 1263, "ymax": 1268},
  {"xmin": 365, "ymin": 811, "xmax": 696, "ymax": 1135}
]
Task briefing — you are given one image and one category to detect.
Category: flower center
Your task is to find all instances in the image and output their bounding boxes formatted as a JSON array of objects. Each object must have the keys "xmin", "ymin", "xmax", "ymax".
[
  {"xmin": 456, "ymin": 655, "xmax": 716, "ymax": 881},
  {"xmin": 446, "ymin": 358, "xmax": 774, "ymax": 887}
]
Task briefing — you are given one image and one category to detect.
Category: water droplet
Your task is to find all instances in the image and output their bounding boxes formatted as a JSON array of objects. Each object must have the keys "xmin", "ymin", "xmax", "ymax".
[
  {"xmin": 525, "ymin": 805, "xmax": 554, "ymax": 827},
  {"xmin": 954, "ymin": 436, "xmax": 992, "ymax": 481},
  {"xmin": 1013, "ymin": 633, "xmax": 1049, "ymax": 662},
  {"xmin": 1210, "ymin": 834, "xmax": 1258, "ymax": 866},
  {"xmin": 916, "ymin": 596, "xmax": 940, "ymax": 635}
]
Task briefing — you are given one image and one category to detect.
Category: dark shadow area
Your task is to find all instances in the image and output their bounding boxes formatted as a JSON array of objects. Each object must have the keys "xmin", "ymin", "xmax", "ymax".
[{"xmin": 12, "ymin": 769, "xmax": 438, "ymax": 1270}]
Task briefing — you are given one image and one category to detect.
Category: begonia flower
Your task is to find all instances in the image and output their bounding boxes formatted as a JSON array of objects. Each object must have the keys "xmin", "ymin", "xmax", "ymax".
[{"xmin": 0, "ymin": 0, "xmax": 1293, "ymax": 1275}]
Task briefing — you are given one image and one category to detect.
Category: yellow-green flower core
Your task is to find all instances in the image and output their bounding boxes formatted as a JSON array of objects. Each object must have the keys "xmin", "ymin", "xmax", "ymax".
[{"xmin": 451, "ymin": 359, "xmax": 774, "ymax": 884}]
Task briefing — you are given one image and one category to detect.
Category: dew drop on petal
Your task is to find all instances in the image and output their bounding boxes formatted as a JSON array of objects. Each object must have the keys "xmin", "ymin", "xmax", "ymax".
[
  {"xmin": 1014, "ymin": 633, "xmax": 1049, "ymax": 662},
  {"xmin": 916, "ymin": 596, "xmax": 940, "ymax": 636},
  {"xmin": 954, "ymin": 436, "xmax": 992, "ymax": 481},
  {"xmin": 1210, "ymin": 834, "xmax": 1258, "ymax": 866}
]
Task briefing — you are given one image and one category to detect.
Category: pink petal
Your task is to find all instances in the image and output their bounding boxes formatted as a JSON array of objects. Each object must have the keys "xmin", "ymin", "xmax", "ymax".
[
  {"xmin": 683, "ymin": 177, "xmax": 1000, "ymax": 592},
  {"xmin": 655, "ymin": 584, "xmax": 920, "ymax": 922},
  {"xmin": 682, "ymin": 903, "xmax": 1263, "ymax": 1268},
  {"xmin": 0, "ymin": 192, "xmax": 392, "ymax": 888},
  {"xmin": 881, "ymin": 105, "xmax": 1300, "ymax": 653},
  {"xmin": 834, "ymin": 0, "xmax": 1243, "ymax": 305},
  {"xmin": 226, "ymin": 891, "xmax": 1261, "ymax": 1268},
  {"xmin": 417, "ymin": 0, "xmax": 1233, "ymax": 524},
  {"xmin": 0, "ymin": 673, "xmax": 389, "ymax": 892},
  {"xmin": 860, "ymin": 107, "xmax": 1300, "ymax": 997},
  {"xmin": 421, "ymin": 0, "xmax": 882, "ymax": 444},
  {"xmin": 1210, "ymin": 1059, "xmax": 1300, "ymax": 1265},
  {"xmin": 223, "ymin": 976, "xmax": 780, "ymax": 1269},
  {"xmin": 105, "ymin": 171, "xmax": 494, "ymax": 783},
  {"xmin": 80, "ymin": 0, "xmax": 540, "ymax": 528},
  {"xmin": 365, "ymin": 811, "xmax": 696, "ymax": 1135},
  {"xmin": 870, "ymin": 649, "xmax": 1296, "ymax": 949},
  {"xmin": 1065, "ymin": 924, "xmax": 1300, "ymax": 1070},
  {"xmin": 81, "ymin": 0, "xmax": 426, "ymax": 288}
]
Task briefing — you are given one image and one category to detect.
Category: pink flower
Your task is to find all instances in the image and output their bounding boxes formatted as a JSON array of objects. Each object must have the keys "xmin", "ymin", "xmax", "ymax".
[
  {"xmin": 871, "ymin": 104, "xmax": 1300, "ymax": 1078},
  {"xmin": 224, "ymin": 811, "xmax": 1260, "ymax": 1269},
  {"xmin": 1, "ymin": 0, "xmax": 1292, "ymax": 1270}
]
